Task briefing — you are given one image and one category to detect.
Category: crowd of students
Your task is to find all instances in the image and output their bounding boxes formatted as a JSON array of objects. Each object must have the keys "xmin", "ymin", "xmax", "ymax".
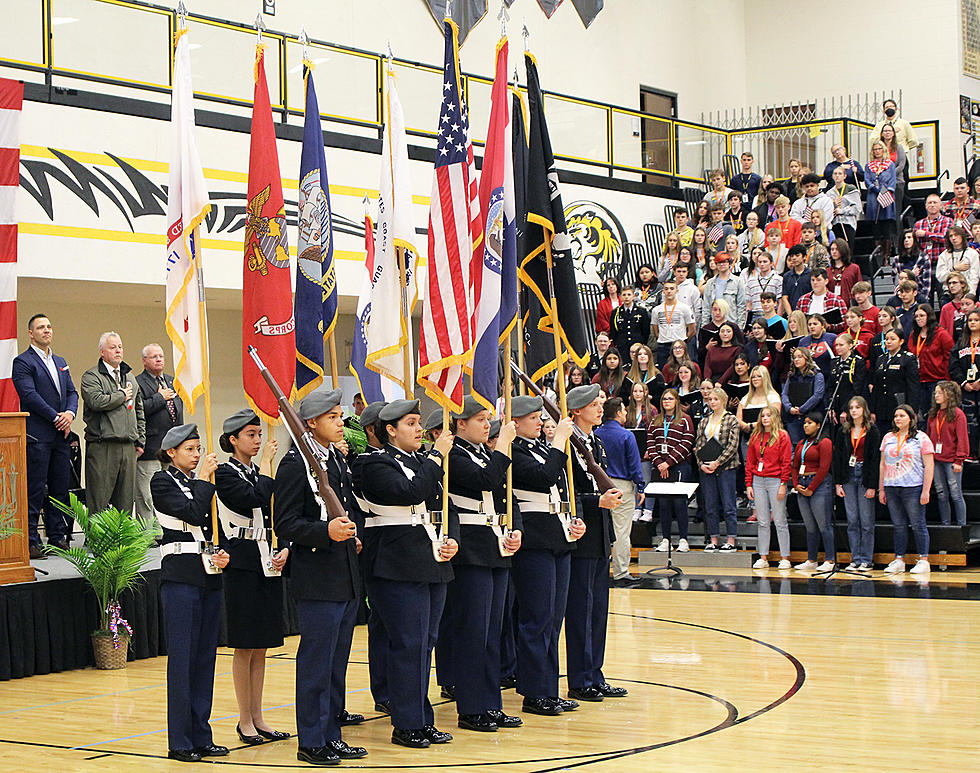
[{"xmin": 585, "ymin": 108, "xmax": 975, "ymax": 575}]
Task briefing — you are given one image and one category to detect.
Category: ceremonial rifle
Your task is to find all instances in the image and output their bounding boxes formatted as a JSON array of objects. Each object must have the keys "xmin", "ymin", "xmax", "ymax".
[
  {"xmin": 248, "ymin": 346, "xmax": 347, "ymax": 520},
  {"xmin": 509, "ymin": 360, "xmax": 616, "ymax": 492}
]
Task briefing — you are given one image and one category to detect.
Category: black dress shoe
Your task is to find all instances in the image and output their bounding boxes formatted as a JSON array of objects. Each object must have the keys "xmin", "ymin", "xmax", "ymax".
[
  {"xmin": 374, "ymin": 701, "xmax": 391, "ymax": 715},
  {"xmin": 486, "ymin": 709, "xmax": 523, "ymax": 728},
  {"xmin": 597, "ymin": 682, "xmax": 629, "ymax": 697},
  {"xmin": 48, "ymin": 538, "xmax": 70, "ymax": 551},
  {"xmin": 440, "ymin": 685, "xmax": 455, "ymax": 700},
  {"xmin": 236, "ymin": 723, "xmax": 265, "ymax": 745},
  {"xmin": 521, "ymin": 697, "xmax": 563, "ymax": 716},
  {"xmin": 256, "ymin": 727, "xmax": 291, "ymax": 741},
  {"xmin": 336, "ymin": 710, "xmax": 365, "ymax": 726},
  {"xmin": 297, "ymin": 746, "xmax": 340, "ymax": 765},
  {"xmin": 612, "ymin": 575, "xmax": 643, "ymax": 588},
  {"xmin": 193, "ymin": 744, "xmax": 229, "ymax": 757},
  {"xmin": 391, "ymin": 728, "xmax": 430, "ymax": 748},
  {"xmin": 326, "ymin": 739, "xmax": 368, "ymax": 759},
  {"xmin": 29, "ymin": 544, "xmax": 45, "ymax": 560},
  {"xmin": 556, "ymin": 697, "xmax": 579, "ymax": 711},
  {"xmin": 568, "ymin": 686, "xmax": 604, "ymax": 702},
  {"xmin": 499, "ymin": 675, "xmax": 517, "ymax": 689},
  {"xmin": 167, "ymin": 749, "xmax": 202, "ymax": 762},
  {"xmin": 457, "ymin": 713, "xmax": 498, "ymax": 732},
  {"xmin": 421, "ymin": 724, "xmax": 453, "ymax": 743}
]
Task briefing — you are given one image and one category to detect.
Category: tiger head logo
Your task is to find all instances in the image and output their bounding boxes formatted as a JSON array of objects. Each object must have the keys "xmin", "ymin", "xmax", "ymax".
[{"xmin": 563, "ymin": 201, "xmax": 627, "ymax": 288}]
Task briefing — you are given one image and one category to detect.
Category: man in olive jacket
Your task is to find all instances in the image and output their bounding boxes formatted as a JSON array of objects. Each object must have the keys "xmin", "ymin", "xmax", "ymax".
[{"xmin": 80, "ymin": 331, "xmax": 146, "ymax": 515}]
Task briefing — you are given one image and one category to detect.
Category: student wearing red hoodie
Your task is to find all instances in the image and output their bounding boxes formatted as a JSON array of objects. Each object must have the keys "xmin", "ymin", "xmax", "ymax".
[
  {"xmin": 907, "ymin": 304, "xmax": 954, "ymax": 417},
  {"xmin": 745, "ymin": 407, "xmax": 793, "ymax": 569},
  {"xmin": 926, "ymin": 381, "xmax": 969, "ymax": 526},
  {"xmin": 791, "ymin": 412, "xmax": 835, "ymax": 572}
]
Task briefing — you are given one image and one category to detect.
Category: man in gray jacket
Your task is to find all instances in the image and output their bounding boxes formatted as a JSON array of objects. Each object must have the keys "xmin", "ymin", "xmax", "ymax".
[{"xmin": 80, "ymin": 331, "xmax": 145, "ymax": 515}]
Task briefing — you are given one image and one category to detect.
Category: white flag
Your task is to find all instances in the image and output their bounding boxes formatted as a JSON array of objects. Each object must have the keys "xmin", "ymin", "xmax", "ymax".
[
  {"xmin": 365, "ymin": 67, "xmax": 419, "ymax": 394},
  {"xmin": 165, "ymin": 29, "xmax": 211, "ymax": 412}
]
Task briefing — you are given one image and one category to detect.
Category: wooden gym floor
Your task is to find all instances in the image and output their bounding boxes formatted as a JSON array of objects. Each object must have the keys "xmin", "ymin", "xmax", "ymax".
[{"xmin": 0, "ymin": 568, "xmax": 977, "ymax": 771}]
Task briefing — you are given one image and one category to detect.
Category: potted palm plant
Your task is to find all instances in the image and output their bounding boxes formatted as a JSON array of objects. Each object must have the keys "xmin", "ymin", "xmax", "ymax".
[{"xmin": 47, "ymin": 494, "xmax": 156, "ymax": 669}]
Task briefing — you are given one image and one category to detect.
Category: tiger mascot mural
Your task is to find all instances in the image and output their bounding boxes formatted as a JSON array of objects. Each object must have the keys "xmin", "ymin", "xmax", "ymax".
[{"xmin": 563, "ymin": 200, "xmax": 627, "ymax": 288}]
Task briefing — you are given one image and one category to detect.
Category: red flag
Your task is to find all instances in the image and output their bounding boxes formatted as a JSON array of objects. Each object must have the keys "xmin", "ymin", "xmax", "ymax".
[{"xmin": 243, "ymin": 45, "xmax": 295, "ymax": 421}]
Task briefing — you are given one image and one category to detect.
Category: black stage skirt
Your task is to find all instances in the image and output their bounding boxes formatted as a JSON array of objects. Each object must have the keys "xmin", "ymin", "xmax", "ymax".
[{"xmin": 222, "ymin": 567, "xmax": 284, "ymax": 649}]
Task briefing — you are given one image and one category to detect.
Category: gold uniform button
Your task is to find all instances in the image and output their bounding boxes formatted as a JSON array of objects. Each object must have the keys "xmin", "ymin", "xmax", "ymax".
[{"xmin": 311, "ymin": 547, "xmax": 317, "ymax": 552}]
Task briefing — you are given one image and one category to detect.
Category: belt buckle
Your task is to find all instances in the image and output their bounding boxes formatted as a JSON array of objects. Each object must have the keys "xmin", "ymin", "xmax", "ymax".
[
  {"xmin": 429, "ymin": 509, "xmax": 444, "ymax": 527},
  {"xmin": 485, "ymin": 512, "xmax": 495, "ymax": 527},
  {"xmin": 172, "ymin": 541, "xmax": 183, "ymax": 555},
  {"xmin": 411, "ymin": 506, "xmax": 420, "ymax": 527}
]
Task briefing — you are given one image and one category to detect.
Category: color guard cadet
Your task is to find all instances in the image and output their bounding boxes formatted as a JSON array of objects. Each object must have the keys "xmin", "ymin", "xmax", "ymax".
[
  {"xmin": 354, "ymin": 400, "xmax": 391, "ymax": 716},
  {"xmin": 214, "ymin": 409, "xmax": 291, "ymax": 747},
  {"xmin": 151, "ymin": 423, "xmax": 230, "ymax": 764},
  {"xmin": 564, "ymin": 384, "xmax": 628, "ymax": 703},
  {"xmin": 509, "ymin": 396, "xmax": 585, "ymax": 716},
  {"xmin": 446, "ymin": 396, "xmax": 523, "ymax": 732},
  {"xmin": 274, "ymin": 386, "xmax": 367, "ymax": 766},
  {"xmin": 351, "ymin": 398, "xmax": 459, "ymax": 749}
]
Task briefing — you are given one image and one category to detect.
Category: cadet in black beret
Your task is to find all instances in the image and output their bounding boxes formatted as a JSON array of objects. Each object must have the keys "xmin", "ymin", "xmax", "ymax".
[
  {"xmin": 508, "ymin": 402, "xmax": 586, "ymax": 717},
  {"xmin": 351, "ymin": 398, "xmax": 460, "ymax": 749},
  {"xmin": 274, "ymin": 384, "xmax": 366, "ymax": 765},
  {"xmin": 564, "ymin": 384, "xmax": 627, "ymax": 703},
  {"xmin": 215, "ymin": 409, "xmax": 289, "ymax": 746},
  {"xmin": 423, "ymin": 407, "xmax": 444, "ymax": 444},
  {"xmin": 151, "ymin": 423, "xmax": 230, "ymax": 763},
  {"xmin": 360, "ymin": 401, "xmax": 387, "ymax": 452}
]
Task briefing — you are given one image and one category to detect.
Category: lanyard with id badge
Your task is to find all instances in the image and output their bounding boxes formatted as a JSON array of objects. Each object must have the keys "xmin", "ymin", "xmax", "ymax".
[
  {"xmin": 849, "ymin": 428, "xmax": 865, "ymax": 467},
  {"xmin": 799, "ymin": 439, "xmax": 815, "ymax": 477},
  {"xmin": 935, "ymin": 415, "xmax": 945, "ymax": 455}
]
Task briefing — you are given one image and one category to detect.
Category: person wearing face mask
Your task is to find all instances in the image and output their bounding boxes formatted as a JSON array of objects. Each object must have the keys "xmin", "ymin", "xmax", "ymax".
[{"xmin": 869, "ymin": 99, "xmax": 920, "ymax": 152}]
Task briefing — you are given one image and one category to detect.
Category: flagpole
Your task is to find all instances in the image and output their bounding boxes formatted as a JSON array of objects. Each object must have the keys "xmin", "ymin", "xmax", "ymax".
[
  {"xmin": 543, "ymin": 231, "xmax": 577, "ymax": 523},
  {"xmin": 503, "ymin": 336, "xmax": 513, "ymax": 532},
  {"xmin": 327, "ymin": 333, "xmax": 340, "ymax": 389},
  {"xmin": 516, "ymin": 310, "xmax": 526, "ymax": 394},
  {"xmin": 193, "ymin": 230, "xmax": 220, "ymax": 545},
  {"xmin": 441, "ymin": 405, "xmax": 450, "ymax": 539},
  {"xmin": 397, "ymin": 245, "xmax": 413, "ymax": 396}
]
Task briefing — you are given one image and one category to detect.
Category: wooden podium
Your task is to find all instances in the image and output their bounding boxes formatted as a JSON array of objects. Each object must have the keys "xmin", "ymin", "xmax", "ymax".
[{"xmin": 0, "ymin": 413, "xmax": 34, "ymax": 585}]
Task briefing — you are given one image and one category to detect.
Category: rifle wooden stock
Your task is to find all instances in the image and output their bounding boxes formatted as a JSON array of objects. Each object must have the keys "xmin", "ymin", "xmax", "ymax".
[
  {"xmin": 509, "ymin": 360, "xmax": 616, "ymax": 493},
  {"xmin": 247, "ymin": 347, "xmax": 347, "ymax": 521}
]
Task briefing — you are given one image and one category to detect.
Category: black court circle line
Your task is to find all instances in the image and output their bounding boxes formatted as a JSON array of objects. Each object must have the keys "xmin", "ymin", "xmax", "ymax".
[{"xmin": 0, "ymin": 614, "xmax": 804, "ymax": 770}]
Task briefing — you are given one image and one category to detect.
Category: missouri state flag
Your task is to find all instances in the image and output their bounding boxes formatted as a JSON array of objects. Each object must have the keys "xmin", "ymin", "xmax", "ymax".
[{"xmin": 242, "ymin": 44, "xmax": 295, "ymax": 421}]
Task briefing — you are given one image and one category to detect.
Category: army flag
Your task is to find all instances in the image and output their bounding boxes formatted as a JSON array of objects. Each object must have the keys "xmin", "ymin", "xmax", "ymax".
[
  {"xmin": 242, "ymin": 44, "xmax": 295, "ymax": 421},
  {"xmin": 294, "ymin": 63, "xmax": 338, "ymax": 400}
]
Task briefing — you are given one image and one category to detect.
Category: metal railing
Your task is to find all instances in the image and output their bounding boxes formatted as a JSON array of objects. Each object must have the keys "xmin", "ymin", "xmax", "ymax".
[{"xmin": 0, "ymin": 0, "xmax": 943, "ymax": 187}]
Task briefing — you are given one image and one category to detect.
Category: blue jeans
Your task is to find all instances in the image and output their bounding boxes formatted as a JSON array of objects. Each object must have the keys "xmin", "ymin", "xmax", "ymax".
[
  {"xmin": 841, "ymin": 461, "xmax": 875, "ymax": 564},
  {"xmin": 933, "ymin": 461, "xmax": 967, "ymax": 526},
  {"xmin": 797, "ymin": 476, "xmax": 835, "ymax": 561},
  {"xmin": 656, "ymin": 342, "xmax": 672, "ymax": 368},
  {"xmin": 657, "ymin": 462, "xmax": 691, "ymax": 540},
  {"xmin": 702, "ymin": 467, "xmax": 737, "ymax": 540},
  {"xmin": 785, "ymin": 415, "xmax": 804, "ymax": 447},
  {"xmin": 884, "ymin": 486, "xmax": 929, "ymax": 558}
]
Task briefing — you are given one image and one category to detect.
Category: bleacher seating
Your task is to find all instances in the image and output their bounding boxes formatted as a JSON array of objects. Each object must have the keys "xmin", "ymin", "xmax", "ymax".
[
  {"xmin": 644, "ymin": 221, "xmax": 668, "ymax": 259},
  {"xmin": 619, "ymin": 242, "xmax": 649, "ymax": 286}
]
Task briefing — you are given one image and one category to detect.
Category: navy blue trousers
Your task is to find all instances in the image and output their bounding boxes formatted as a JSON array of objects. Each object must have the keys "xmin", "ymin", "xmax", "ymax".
[
  {"xmin": 565, "ymin": 556, "xmax": 609, "ymax": 690},
  {"xmin": 511, "ymin": 548, "xmax": 570, "ymax": 699},
  {"xmin": 434, "ymin": 586, "xmax": 454, "ymax": 688},
  {"xmin": 26, "ymin": 440, "xmax": 71, "ymax": 544},
  {"xmin": 367, "ymin": 602, "xmax": 389, "ymax": 705},
  {"xmin": 499, "ymin": 576, "xmax": 518, "ymax": 680},
  {"xmin": 367, "ymin": 578, "xmax": 447, "ymax": 730},
  {"xmin": 449, "ymin": 565, "xmax": 509, "ymax": 715},
  {"xmin": 161, "ymin": 581, "xmax": 222, "ymax": 752},
  {"xmin": 295, "ymin": 598, "xmax": 357, "ymax": 747}
]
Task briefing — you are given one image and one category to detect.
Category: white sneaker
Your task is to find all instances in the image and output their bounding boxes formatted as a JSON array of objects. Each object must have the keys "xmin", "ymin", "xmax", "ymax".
[
  {"xmin": 638, "ymin": 511, "xmax": 653, "ymax": 523},
  {"xmin": 816, "ymin": 561, "xmax": 835, "ymax": 572},
  {"xmin": 858, "ymin": 563, "xmax": 873, "ymax": 572},
  {"xmin": 777, "ymin": 559, "xmax": 792, "ymax": 570},
  {"xmin": 794, "ymin": 560, "xmax": 818, "ymax": 571},
  {"xmin": 884, "ymin": 559, "xmax": 906, "ymax": 574},
  {"xmin": 655, "ymin": 539, "xmax": 669, "ymax": 552},
  {"xmin": 910, "ymin": 559, "xmax": 931, "ymax": 575},
  {"xmin": 632, "ymin": 509, "xmax": 641, "ymax": 522},
  {"xmin": 677, "ymin": 539, "xmax": 690, "ymax": 552},
  {"xmin": 752, "ymin": 558, "xmax": 769, "ymax": 569},
  {"xmin": 845, "ymin": 562, "xmax": 859, "ymax": 571}
]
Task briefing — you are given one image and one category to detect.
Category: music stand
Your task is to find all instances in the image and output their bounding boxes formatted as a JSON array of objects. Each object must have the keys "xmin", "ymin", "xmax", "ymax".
[{"xmin": 643, "ymin": 481, "xmax": 699, "ymax": 578}]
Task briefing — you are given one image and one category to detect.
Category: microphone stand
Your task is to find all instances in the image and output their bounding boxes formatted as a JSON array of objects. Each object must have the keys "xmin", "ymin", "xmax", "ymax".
[{"xmin": 810, "ymin": 361, "xmax": 870, "ymax": 581}]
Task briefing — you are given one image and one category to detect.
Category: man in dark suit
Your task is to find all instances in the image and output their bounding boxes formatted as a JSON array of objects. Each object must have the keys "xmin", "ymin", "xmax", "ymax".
[
  {"xmin": 135, "ymin": 343, "xmax": 183, "ymax": 534},
  {"xmin": 11, "ymin": 313, "xmax": 79, "ymax": 559}
]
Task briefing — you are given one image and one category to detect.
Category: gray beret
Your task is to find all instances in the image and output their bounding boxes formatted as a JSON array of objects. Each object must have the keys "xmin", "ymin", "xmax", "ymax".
[
  {"xmin": 566, "ymin": 384, "xmax": 602, "ymax": 410},
  {"xmin": 380, "ymin": 398, "xmax": 422, "ymax": 423},
  {"xmin": 222, "ymin": 408, "xmax": 258, "ymax": 435},
  {"xmin": 511, "ymin": 395, "xmax": 543, "ymax": 417},
  {"xmin": 161, "ymin": 423, "xmax": 199, "ymax": 451},
  {"xmin": 488, "ymin": 419, "xmax": 501, "ymax": 439},
  {"xmin": 452, "ymin": 395, "xmax": 486, "ymax": 421},
  {"xmin": 298, "ymin": 385, "xmax": 343, "ymax": 421},
  {"xmin": 423, "ymin": 409, "xmax": 444, "ymax": 431},
  {"xmin": 360, "ymin": 400, "xmax": 387, "ymax": 428}
]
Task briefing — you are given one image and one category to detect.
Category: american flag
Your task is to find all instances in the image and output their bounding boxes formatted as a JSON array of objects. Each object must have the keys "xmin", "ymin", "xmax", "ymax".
[
  {"xmin": 708, "ymin": 222, "xmax": 724, "ymax": 244},
  {"xmin": 418, "ymin": 18, "xmax": 480, "ymax": 412}
]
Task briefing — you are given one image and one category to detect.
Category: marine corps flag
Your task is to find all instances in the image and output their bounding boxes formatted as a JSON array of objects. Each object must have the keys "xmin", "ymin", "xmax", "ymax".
[
  {"xmin": 243, "ymin": 44, "xmax": 295, "ymax": 422},
  {"xmin": 294, "ymin": 62, "xmax": 338, "ymax": 400},
  {"xmin": 519, "ymin": 52, "xmax": 589, "ymax": 382}
]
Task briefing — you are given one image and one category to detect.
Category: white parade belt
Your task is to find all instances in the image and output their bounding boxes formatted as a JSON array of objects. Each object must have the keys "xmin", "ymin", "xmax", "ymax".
[
  {"xmin": 363, "ymin": 501, "xmax": 450, "ymax": 562},
  {"xmin": 512, "ymin": 487, "xmax": 575, "ymax": 542},
  {"xmin": 159, "ymin": 540, "xmax": 205, "ymax": 556},
  {"xmin": 215, "ymin": 498, "xmax": 281, "ymax": 577}
]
